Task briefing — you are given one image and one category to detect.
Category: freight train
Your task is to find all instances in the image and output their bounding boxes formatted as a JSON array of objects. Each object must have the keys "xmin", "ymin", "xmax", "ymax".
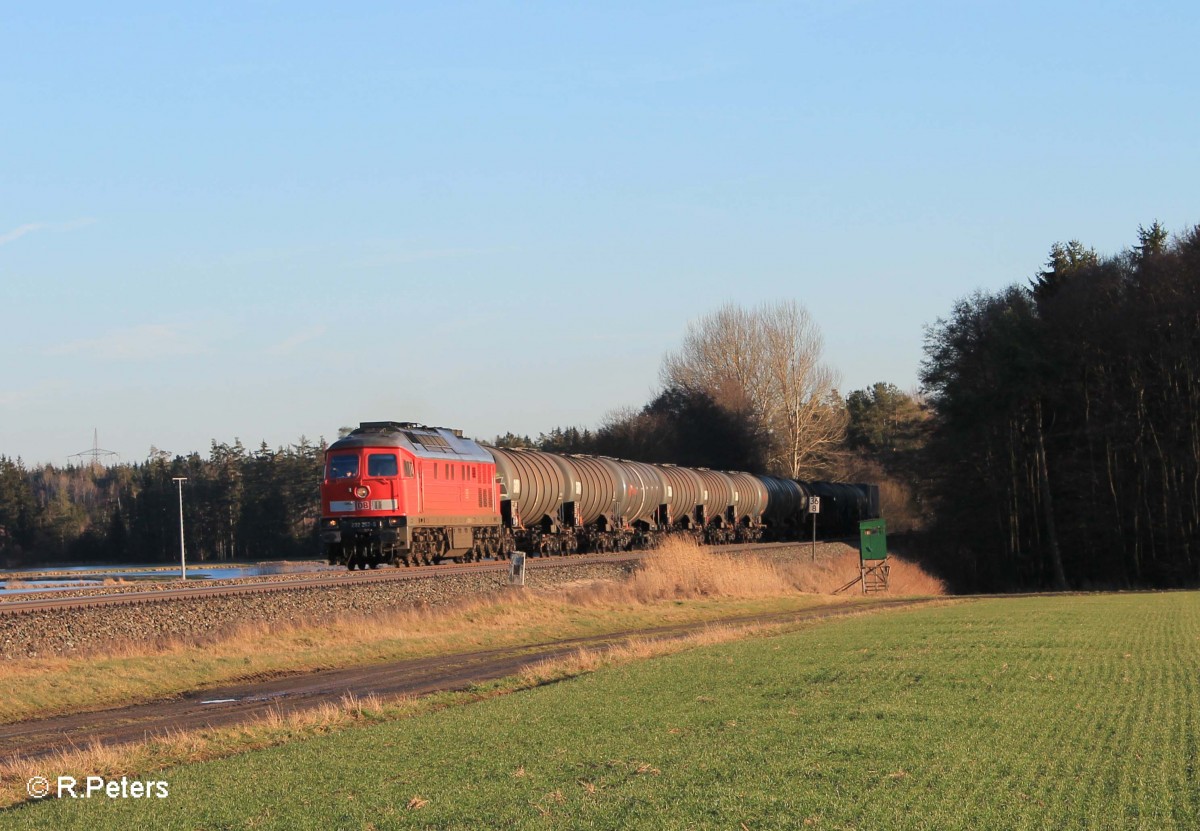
[{"xmin": 319, "ymin": 421, "xmax": 879, "ymax": 569}]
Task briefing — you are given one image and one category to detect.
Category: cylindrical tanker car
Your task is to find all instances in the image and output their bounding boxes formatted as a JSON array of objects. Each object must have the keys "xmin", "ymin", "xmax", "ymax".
[{"xmin": 319, "ymin": 421, "xmax": 879, "ymax": 569}]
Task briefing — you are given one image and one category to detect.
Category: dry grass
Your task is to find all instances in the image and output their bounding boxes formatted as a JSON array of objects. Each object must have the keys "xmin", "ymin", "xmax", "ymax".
[
  {"xmin": 0, "ymin": 614, "xmax": 825, "ymax": 808},
  {"xmin": 784, "ymin": 545, "xmax": 946, "ymax": 596},
  {"xmin": 0, "ymin": 541, "xmax": 943, "ymax": 727},
  {"xmin": 566, "ymin": 538, "xmax": 944, "ymax": 605},
  {"xmin": 0, "ymin": 542, "xmax": 948, "ymax": 807}
]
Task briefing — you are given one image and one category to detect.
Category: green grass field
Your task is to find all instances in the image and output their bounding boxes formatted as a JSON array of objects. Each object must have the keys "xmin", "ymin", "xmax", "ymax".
[{"xmin": 5, "ymin": 592, "xmax": 1197, "ymax": 830}]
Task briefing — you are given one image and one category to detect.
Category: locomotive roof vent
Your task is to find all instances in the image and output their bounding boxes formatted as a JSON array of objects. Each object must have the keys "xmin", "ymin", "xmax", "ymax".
[{"xmin": 359, "ymin": 421, "xmax": 423, "ymax": 432}]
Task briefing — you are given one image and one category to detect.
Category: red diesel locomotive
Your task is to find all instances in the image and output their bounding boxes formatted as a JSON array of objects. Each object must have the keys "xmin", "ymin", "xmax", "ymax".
[
  {"xmin": 320, "ymin": 421, "xmax": 879, "ymax": 569},
  {"xmin": 320, "ymin": 422, "xmax": 504, "ymax": 568}
]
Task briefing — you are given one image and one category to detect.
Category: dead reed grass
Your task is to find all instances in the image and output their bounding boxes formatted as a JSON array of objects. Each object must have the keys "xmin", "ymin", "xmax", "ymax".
[
  {"xmin": 793, "ymin": 547, "xmax": 946, "ymax": 596},
  {"xmin": 564, "ymin": 538, "xmax": 944, "ymax": 605}
]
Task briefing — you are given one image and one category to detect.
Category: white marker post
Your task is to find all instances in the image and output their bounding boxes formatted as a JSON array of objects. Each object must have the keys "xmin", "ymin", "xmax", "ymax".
[
  {"xmin": 509, "ymin": 551, "xmax": 526, "ymax": 587},
  {"xmin": 172, "ymin": 477, "xmax": 188, "ymax": 580},
  {"xmin": 808, "ymin": 496, "xmax": 821, "ymax": 560}
]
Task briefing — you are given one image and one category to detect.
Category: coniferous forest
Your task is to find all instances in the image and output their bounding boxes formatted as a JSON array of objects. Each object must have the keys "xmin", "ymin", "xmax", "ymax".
[
  {"xmin": 0, "ymin": 440, "xmax": 324, "ymax": 566},
  {"xmin": 919, "ymin": 223, "xmax": 1200, "ymax": 591},
  {"xmin": 2, "ymin": 224, "xmax": 1199, "ymax": 592}
]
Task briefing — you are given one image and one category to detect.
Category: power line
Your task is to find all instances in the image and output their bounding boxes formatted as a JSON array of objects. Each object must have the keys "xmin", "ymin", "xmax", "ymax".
[{"xmin": 68, "ymin": 428, "xmax": 119, "ymax": 470}]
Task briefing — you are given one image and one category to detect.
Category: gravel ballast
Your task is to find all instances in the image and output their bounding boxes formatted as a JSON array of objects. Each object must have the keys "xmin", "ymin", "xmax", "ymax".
[
  {"xmin": 0, "ymin": 561, "xmax": 633, "ymax": 660},
  {"xmin": 0, "ymin": 542, "xmax": 851, "ymax": 660}
]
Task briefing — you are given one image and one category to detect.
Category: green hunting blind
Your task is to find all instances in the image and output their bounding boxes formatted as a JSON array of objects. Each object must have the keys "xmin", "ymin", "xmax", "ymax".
[
  {"xmin": 857, "ymin": 519, "xmax": 889, "ymax": 593},
  {"xmin": 858, "ymin": 519, "xmax": 887, "ymax": 560}
]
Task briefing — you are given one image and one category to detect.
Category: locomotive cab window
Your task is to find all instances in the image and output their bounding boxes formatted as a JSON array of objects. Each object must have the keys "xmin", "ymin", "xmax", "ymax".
[
  {"xmin": 328, "ymin": 455, "xmax": 359, "ymax": 479},
  {"xmin": 367, "ymin": 453, "xmax": 398, "ymax": 477},
  {"xmin": 403, "ymin": 460, "xmax": 415, "ymax": 478}
]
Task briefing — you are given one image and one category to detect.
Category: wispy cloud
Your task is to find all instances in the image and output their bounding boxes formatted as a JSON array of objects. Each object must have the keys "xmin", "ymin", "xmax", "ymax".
[
  {"xmin": 267, "ymin": 325, "xmax": 327, "ymax": 356},
  {"xmin": 47, "ymin": 324, "xmax": 205, "ymax": 361},
  {"xmin": 0, "ymin": 218, "xmax": 96, "ymax": 248}
]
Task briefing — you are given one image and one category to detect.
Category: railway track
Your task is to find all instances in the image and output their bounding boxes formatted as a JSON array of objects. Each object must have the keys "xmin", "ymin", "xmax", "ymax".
[{"xmin": 0, "ymin": 541, "xmax": 818, "ymax": 616}]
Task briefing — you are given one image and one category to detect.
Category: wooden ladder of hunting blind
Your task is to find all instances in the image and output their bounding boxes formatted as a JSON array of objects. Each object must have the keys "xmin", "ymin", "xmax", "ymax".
[{"xmin": 834, "ymin": 519, "xmax": 890, "ymax": 595}]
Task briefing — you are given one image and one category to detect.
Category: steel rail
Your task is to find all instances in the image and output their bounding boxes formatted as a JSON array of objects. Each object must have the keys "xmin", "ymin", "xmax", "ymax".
[{"xmin": 0, "ymin": 541, "xmax": 819, "ymax": 616}]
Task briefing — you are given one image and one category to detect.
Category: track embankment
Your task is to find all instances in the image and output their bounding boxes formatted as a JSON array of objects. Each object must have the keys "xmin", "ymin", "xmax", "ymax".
[
  {"xmin": 0, "ymin": 542, "xmax": 852, "ymax": 659},
  {"xmin": 0, "ymin": 560, "xmax": 633, "ymax": 660},
  {"xmin": 0, "ymin": 596, "xmax": 941, "ymax": 761}
]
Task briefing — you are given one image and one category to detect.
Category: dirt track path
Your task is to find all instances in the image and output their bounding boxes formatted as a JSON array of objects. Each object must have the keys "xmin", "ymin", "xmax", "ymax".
[{"xmin": 0, "ymin": 597, "xmax": 942, "ymax": 760}]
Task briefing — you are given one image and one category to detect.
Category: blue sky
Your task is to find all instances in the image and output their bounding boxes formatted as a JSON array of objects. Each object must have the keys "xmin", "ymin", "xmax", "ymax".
[{"xmin": 2, "ymin": 1, "xmax": 1197, "ymax": 465}]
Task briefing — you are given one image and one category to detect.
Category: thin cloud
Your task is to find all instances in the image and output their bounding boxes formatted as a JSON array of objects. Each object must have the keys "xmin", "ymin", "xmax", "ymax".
[
  {"xmin": 0, "ymin": 218, "xmax": 96, "ymax": 248},
  {"xmin": 268, "ymin": 325, "xmax": 327, "ymax": 356},
  {"xmin": 47, "ymin": 324, "xmax": 205, "ymax": 361}
]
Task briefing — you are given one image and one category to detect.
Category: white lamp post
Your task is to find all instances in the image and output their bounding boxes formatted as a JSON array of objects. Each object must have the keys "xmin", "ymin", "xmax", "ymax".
[{"xmin": 172, "ymin": 477, "xmax": 188, "ymax": 580}]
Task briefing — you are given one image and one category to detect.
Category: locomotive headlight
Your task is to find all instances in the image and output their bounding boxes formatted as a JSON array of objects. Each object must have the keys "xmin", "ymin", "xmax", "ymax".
[
  {"xmin": 324, "ymin": 519, "xmax": 338, "ymax": 527},
  {"xmin": 354, "ymin": 486, "xmax": 370, "ymax": 499}
]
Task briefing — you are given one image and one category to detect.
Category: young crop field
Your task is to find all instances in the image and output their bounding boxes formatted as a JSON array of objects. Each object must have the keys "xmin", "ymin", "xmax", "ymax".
[{"xmin": 5, "ymin": 591, "xmax": 1197, "ymax": 830}]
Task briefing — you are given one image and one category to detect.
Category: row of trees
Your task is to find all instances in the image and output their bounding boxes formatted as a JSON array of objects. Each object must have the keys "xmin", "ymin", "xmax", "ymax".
[
  {"xmin": 8, "ymin": 223, "xmax": 1197, "ymax": 593},
  {"xmin": 0, "ymin": 439, "xmax": 324, "ymax": 566},
  {"xmin": 493, "ymin": 224, "xmax": 1200, "ymax": 592},
  {"xmin": 920, "ymin": 223, "xmax": 1200, "ymax": 590}
]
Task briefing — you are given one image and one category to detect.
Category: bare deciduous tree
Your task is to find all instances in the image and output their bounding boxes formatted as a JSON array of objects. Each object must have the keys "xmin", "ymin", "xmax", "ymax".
[{"xmin": 661, "ymin": 300, "xmax": 845, "ymax": 478}]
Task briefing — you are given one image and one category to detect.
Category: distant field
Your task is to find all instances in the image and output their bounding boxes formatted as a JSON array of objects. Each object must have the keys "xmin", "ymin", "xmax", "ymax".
[{"xmin": 6, "ymin": 592, "xmax": 1198, "ymax": 830}]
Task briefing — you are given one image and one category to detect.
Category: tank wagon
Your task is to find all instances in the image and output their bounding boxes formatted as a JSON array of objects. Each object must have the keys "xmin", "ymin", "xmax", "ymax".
[{"xmin": 320, "ymin": 421, "xmax": 879, "ymax": 569}]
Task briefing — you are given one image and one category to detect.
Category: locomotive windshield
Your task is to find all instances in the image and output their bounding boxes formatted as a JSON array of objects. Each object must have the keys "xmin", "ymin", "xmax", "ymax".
[
  {"xmin": 328, "ymin": 454, "xmax": 359, "ymax": 479},
  {"xmin": 367, "ymin": 453, "xmax": 398, "ymax": 477}
]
